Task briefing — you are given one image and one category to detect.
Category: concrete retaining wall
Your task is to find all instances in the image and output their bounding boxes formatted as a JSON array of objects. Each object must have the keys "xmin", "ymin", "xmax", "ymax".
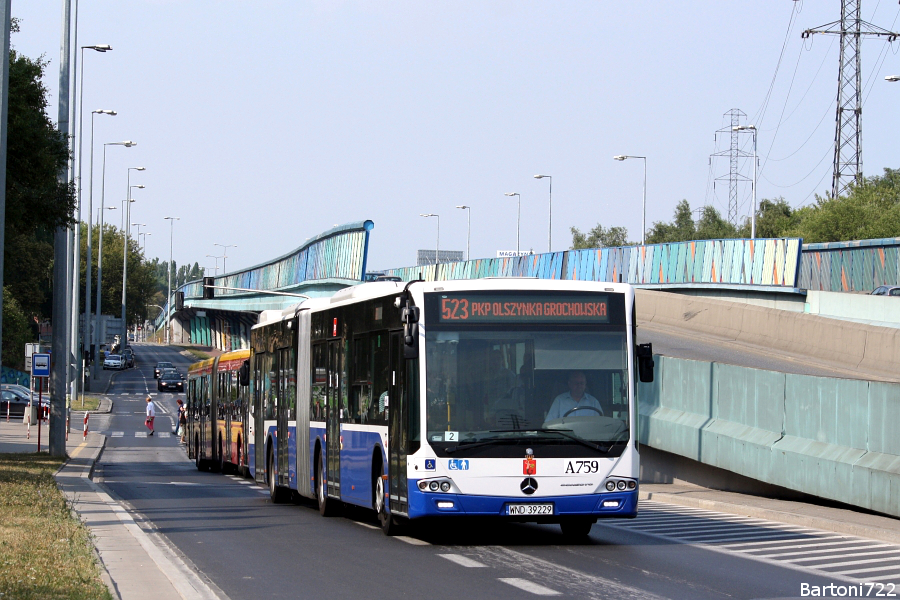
[
  {"xmin": 636, "ymin": 289, "xmax": 900, "ymax": 381},
  {"xmin": 805, "ymin": 290, "xmax": 900, "ymax": 330},
  {"xmin": 638, "ymin": 356, "xmax": 900, "ymax": 517}
]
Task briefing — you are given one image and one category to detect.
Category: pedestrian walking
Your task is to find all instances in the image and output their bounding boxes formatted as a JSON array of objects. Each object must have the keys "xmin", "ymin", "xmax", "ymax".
[
  {"xmin": 174, "ymin": 398, "xmax": 185, "ymax": 437},
  {"xmin": 145, "ymin": 396, "xmax": 156, "ymax": 436},
  {"xmin": 179, "ymin": 399, "xmax": 188, "ymax": 444}
]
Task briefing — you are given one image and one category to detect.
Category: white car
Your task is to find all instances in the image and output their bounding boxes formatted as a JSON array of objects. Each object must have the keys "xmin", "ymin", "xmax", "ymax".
[{"xmin": 103, "ymin": 354, "xmax": 125, "ymax": 370}]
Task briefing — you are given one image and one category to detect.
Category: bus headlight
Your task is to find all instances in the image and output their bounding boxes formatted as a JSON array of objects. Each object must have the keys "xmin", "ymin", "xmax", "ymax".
[
  {"xmin": 617, "ymin": 480, "xmax": 627, "ymax": 491},
  {"xmin": 429, "ymin": 481, "xmax": 440, "ymax": 492},
  {"xmin": 440, "ymin": 481, "xmax": 451, "ymax": 492},
  {"xmin": 606, "ymin": 481, "xmax": 616, "ymax": 491}
]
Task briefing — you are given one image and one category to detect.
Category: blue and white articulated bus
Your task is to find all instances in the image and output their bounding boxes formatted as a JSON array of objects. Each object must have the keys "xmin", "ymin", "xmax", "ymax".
[{"xmin": 249, "ymin": 278, "xmax": 654, "ymax": 536}]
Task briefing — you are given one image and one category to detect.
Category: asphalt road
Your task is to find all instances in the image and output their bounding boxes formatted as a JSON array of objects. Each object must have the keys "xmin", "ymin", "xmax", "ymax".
[{"xmin": 88, "ymin": 343, "xmax": 868, "ymax": 599}]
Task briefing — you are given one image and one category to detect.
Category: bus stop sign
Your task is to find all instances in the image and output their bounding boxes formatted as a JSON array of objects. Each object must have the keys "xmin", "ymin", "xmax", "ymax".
[{"xmin": 32, "ymin": 353, "xmax": 50, "ymax": 378}]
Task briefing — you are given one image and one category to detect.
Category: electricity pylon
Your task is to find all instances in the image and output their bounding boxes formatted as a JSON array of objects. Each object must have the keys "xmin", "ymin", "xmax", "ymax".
[{"xmin": 802, "ymin": 0, "xmax": 898, "ymax": 199}]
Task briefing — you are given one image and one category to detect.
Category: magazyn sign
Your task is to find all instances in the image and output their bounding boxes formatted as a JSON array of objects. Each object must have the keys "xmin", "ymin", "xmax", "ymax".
[{"xmin": 497, "ymin": 250, "xmax": 534, "ymax": 257}]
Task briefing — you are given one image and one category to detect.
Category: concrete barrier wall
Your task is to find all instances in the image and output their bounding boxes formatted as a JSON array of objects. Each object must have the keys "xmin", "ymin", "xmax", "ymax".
[
  {"xmin": 638, "ymin": 356, "xmax": 900, "ymax": 517},
  {"xmin": 636, "ymin": 289, "xmax": 900, "ymax": 381},
  {"xmin": 805, "ymin": 290, "xmax": 900, "ymax": 329}
]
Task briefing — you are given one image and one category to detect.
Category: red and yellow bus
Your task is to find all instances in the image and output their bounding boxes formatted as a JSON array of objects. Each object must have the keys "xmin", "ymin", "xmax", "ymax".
[{"xmin": 187, "ymin": 348, "xmax": 251, "ymax": 474}]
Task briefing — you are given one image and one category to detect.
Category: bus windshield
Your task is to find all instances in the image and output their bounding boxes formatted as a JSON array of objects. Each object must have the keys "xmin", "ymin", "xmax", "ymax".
[{"xmin": 424, "ymin": 327, "xmax": 630, "ymax": 452}]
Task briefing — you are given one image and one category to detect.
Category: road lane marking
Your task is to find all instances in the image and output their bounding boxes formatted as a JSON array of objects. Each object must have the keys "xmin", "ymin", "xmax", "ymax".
[
  {"xmin": 111, "ymin": 432, "xmax": 123, "ymax": 437},
  {"xmin": 497, "ymin": 578, "xmax": 560, "ymax": 596},
  {"xmin": 437, "ymin": 554, "xmax": 486, "ymax": 568},
  {"xmin": 354, "ymin": 522, "xmax": 379, "ymax": 530},
  {"xmin": 396, "ymin": 536, "xmax": 431, "ymax": 546}
]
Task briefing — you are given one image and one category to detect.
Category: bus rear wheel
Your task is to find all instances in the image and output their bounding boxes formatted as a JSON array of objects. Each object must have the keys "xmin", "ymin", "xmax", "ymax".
[
  {"xmin": 216, "ymin": 435, "xmax": 225, "ymax": 473},
  {"xmin": 316, "ymin": 450, "xmax": 338, "ymax": 516},
  {"xmin": 194, "ymin": 436, "xmax": 205, "ymax": 471},
  {"xmin": 268, "ymin": 447, "xmax": 287, "ymax": 503}
]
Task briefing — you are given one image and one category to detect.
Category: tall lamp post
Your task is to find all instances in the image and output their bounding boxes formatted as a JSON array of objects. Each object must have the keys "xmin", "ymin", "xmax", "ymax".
[
  {"xmin": 732, "ymin": 126, "xmax": 758, "ymax": 239},
  {"xmin": 455, "ymin": 205, "xmax": 470, "ymax": 260},
  {"xmin": 164, "ymin": 216, "xmax": 180, "ymax": 345},
  {"xmin": 139, "ymin": 231, "xmax": 151, "ymax": 254},
  {"xmin": 93, "ymin": 141, "xmax": 135, "ymax": 379},
  {"xmin": 72, "ymin": 45, "xmax": 111, "ymax": 396},
  {"xmin": 206, "ymin": 254, "xmax": 223, "ymax": 275},
  {"xmin": 82, "ymin": 109, "xmax": 115, "ymax": 386},
  {"xmin": 121, "ymin": 170, "xmax": 145, "ymax": 342},
  {"xmin": 613, "ymin": 156, "xmax": 647, "ymax": 245},
  {"xmin": 213, "ymin": 243, "xmax": 237, "ymax": 273},
  {"xmin": 504, "ymin": 192, "xmax": 521, "ymax": 253},
  {"xmin": 886, "ymin": 75, "xmax": 900, "ymax": 82},
  {"xmin": 420, "ymin": 213, "xmax": 439, "ymax": 265},
  {"xmin": 534, "ymin": 175, "xmax": 552, "ymax": 252}
]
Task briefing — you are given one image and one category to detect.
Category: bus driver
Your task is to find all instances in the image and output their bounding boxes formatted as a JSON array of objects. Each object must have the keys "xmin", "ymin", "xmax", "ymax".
[{"xmin": 544, "ymin": 371, "xmax": 604, "ymax": 421}]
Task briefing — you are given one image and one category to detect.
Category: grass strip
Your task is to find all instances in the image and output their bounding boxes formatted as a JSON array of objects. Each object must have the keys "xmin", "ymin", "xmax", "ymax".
[
  {"xmin": 0, "ymin": 453, "xmax": 112, "ymax": 600},
  {"xmin": 177, "ymin": 346, "xmax": 211, "ymax": 361},
  {"xmin": 72, "ymin": 396, "xmax": 101, "ymax": 412}
]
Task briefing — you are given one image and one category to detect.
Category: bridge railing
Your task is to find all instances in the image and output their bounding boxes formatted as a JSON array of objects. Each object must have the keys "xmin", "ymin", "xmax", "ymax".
[
  {"xmin": 384, "ymin": 238, "xmax": 803, "ymax": 287},
  {"xmin": 153, "ymin": 220, "xmax": 374, "ymax": 330},
  {"xmin": 800, "ymin": 237, "xmax": 900, "ymax": 292}
]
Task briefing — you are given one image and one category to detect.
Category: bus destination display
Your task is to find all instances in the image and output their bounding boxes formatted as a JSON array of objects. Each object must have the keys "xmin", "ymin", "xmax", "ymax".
[{"xmin": 436, "ymin": 293, "xmax": 610, "ymax": 324}]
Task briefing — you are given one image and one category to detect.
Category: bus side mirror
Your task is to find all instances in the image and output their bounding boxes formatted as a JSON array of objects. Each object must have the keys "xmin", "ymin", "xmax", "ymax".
[
  {"xmin": 239, "ymin": 360, "xmax": 250, "ymax": 386},
  {"xmin": 401, "ymin": 304, "xmax": 419, "ymax": 359},
  {"xmin": 637, "ymin": 343, "xmax": 654, "ymax": 383}
]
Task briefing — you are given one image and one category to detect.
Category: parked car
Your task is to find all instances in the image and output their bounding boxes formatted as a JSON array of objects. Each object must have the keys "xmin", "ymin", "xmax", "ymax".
[
  {"xmin": 1, "ymin": 389, "xmax": 29, "ymax": 418},
  {"xmin": 154, "ymin": 362, "xmax": 174, "ymax": 378},
  {"xmin": 157, "ymin": 370, "xmax": 184, "ymax": 393},
  {"xmin": 0, "ymin": 387, "xmax": 48, "ymax": 418},
  {"xmin": 122, "ymin": 348, "xmax": 135, "ymax": 368},
  {"xmin": 871, "ymin": 285, "xmax": 900, "ymax": 296},
  {"xmin": 103, "ymin": 354, "xmax": 125, "ymax": 370}
]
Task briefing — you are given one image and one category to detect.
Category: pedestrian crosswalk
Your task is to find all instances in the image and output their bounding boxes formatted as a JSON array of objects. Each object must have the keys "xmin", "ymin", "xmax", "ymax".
[
  {"xmin": 606, "ymin": 501, "xmax": 900, "ymax": 586},
  {"xmin": 109, "ymin": 431, "xmax": 172, "ymax": 438}
]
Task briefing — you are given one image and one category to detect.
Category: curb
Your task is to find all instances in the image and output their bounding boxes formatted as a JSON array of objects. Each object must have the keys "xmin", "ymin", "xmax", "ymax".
[{"xmin": 639, "ymin": 490, "xmax": 900, "ymax": 546}]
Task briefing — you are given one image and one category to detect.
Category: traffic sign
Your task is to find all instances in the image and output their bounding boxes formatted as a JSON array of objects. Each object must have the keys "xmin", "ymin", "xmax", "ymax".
[{"xmin": 32, "ymin": 353, "xmax": 51, "ymax": 378}]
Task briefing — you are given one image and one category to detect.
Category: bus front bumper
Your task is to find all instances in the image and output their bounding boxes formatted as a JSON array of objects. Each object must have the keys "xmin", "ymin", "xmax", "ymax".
[{"xmin": 407, "ymin": 484, "xmax": 638, "ymax": 520}]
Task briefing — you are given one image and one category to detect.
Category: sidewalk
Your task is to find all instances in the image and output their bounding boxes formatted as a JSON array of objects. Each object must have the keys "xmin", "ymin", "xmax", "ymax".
[{"xmin": 0, "ymin": 362, "xmax": 218, "ymax": 600}]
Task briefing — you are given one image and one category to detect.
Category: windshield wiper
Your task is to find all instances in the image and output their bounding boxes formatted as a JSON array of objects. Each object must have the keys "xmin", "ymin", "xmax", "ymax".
[{"xmin": 489, "ymin": 428, "xmax": 613, "ymax": 453}]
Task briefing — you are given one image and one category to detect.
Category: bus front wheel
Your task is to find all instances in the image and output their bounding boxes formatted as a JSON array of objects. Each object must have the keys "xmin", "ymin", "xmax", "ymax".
[
  {"xmin": 560, "ymin": 517, "xmax": 594, "ymax": 539},
  {"xmin": 374, "ymin": 463, "xmax": 399, "ymax": 535}
]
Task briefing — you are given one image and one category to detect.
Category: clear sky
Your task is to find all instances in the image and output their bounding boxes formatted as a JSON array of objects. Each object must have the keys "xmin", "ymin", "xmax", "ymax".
[{"xmin": 12, "ymin": 1, "xmax": 900, "ymax": 274}]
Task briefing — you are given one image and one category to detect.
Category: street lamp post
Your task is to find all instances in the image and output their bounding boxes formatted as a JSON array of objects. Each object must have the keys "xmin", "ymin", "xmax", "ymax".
[
  {"xmin": 93, "ymin": 141, "xmax": 135, "ymax": 379},
  {"xmin": 455, "ymin": 205, "xmax": 470, "ymax": 260},
  {"xmin": 121, "ymin": 170, "xmax": 145, "ymax": 342},
  {"xmin": 83, "ymin": 110, "xmax": 115, "ymax": 385},
  {"xmin": 613, "ymin": 156, "xmax": 647, "ymax": 245},
  {"xmin": 164, "ymin": 216, "xmax": 180, "ymax": 345},
  {"xmin": 206, "ymin": 254, "xmax": 223, "ymax": 275},
  {"xmin": 534, "ymin": 175, "xmax": 552, "ymax": 252},
  {"xmin": 504, "ymin": 193, "xmax": 521, "ymax": 253},
  {"xmin": 886, "ymin": 75, "xmax": 900, "ymax": 82},
  {"xmin": 213, "ymin": 243, "xmax": 237, "ymax": 273},
  {"xmin": 72, "ymin": 45, "xmax": 111, "ymax": 396},
  {"xmin": 139, "ymin": 232, "xmax": 151, "ymax": 254},
  {"xmin": 420, "ymin": 213, "xmax": 439, "ymax": 265},
  {"xmin": 732, "ymin": 126, "xmax": 758, "ymax": 239}
]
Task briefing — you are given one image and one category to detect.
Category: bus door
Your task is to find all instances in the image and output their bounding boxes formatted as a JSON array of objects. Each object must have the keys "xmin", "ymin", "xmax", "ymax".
[
  {"xmin": 325, "ymin": 340, "xmax": 342, "ymax": 499},
  {"xmin": 276, "ymin": 351, "xmax": 289, "ymax": 487},
  {"xmin": 387, "ymin": 331, "xmax": 409, "ymax": 516},
  {"xmin": 253, "ymin": 358, "xmax": 266, "ymax": 485}
]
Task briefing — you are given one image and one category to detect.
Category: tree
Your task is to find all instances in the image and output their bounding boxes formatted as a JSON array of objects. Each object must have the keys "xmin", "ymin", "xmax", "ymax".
[
  {"xmin": 570, "ymin": 224, "xmax": 630, "ymax": 249},
  {"xmin": 2, "ymin": 288, "xmax": 32, "ymax": 370},
  {"xmin": 646, "ymin": 200, "xmax": 697, "ymax": 243},
  {"xmin": 4, "ymin": 46, "xmax": 75, "ymax": 320},
  {"xmin": 695, "ymin": 205, "xmax": 737, "ymax": 240}
]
